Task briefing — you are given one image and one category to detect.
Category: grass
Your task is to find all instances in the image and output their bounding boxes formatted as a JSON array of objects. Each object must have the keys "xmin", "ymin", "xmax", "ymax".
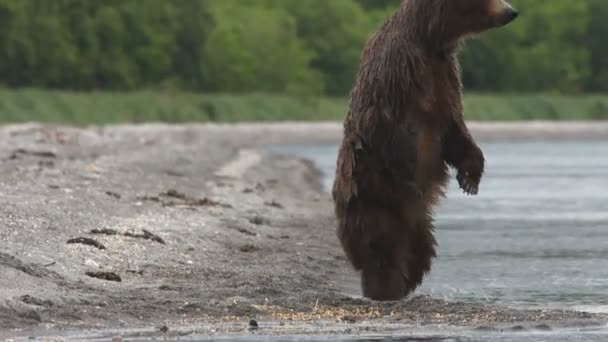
[
  {"xmin": 463, "ymin": 93, "xmax": 608, "ymax": 121},
  {"xmin": 0, "ymin": 88, "xmax": 607, "ymax": 125}
]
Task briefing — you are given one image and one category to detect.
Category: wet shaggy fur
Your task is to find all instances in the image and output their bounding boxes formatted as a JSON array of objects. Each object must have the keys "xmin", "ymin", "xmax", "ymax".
[{"xmin": 332, "ymin": 0, "xmax": 518, "ymax": 301}]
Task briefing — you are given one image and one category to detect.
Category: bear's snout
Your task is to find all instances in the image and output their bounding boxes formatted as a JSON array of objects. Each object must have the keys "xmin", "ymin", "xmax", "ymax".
[{"xmin": 493, "ymin": 3, "xmax": 518, "ymax": 27}]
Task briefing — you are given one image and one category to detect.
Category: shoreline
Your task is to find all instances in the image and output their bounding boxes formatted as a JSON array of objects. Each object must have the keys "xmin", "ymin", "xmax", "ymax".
[
  {"xmin": 4, "ymin": 120, "xmax": 608, "ymax": 145},
  {"xmin": 120, "ymin": 120, "xmax": 608, "ymax": 143},
  {"xmin": 129, "ymin": 120, "xmax": 608, "ymax": 143},
  {"xmin": 0, "ymin": 122, "xmax": 606, "ymax": 340}
]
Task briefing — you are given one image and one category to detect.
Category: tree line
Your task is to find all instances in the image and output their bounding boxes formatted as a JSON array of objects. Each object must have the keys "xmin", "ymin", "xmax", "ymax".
[{"xmin": 0, "ymin": 0, "xmax": 605, "ymax": 95}]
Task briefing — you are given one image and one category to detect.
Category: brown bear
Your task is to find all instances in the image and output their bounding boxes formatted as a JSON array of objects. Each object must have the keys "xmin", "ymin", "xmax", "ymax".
[{"xmin": 332, "ymin": 0, "xmax": 518, "ymax": 301}]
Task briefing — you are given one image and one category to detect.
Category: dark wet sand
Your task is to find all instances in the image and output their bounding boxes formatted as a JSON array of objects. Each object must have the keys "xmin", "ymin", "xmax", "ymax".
[{"xmin": 0, "ymin": 122, "xmax": 606, "ymax": 340}]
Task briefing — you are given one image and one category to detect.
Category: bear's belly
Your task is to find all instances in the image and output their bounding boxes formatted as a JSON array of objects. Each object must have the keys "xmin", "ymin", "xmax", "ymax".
[{"xmin": 413, "ymin": 125, "xmax": 448, "ymax": 193}]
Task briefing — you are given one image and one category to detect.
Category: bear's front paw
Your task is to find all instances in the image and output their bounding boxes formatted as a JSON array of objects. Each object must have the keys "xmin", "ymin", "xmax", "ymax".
[{"xmin": 456, "ymin": 151, "xmax": 484, "ymax": 195}]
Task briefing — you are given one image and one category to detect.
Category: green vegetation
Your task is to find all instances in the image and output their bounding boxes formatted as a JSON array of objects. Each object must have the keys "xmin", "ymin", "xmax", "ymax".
[
  {"xmin": 0, "ymin": 0, "xmax": 606, "ymax": 95},
  {"xmin": 1, "ymin": 89, "xmax": 607, "ymax": 124},
  {"xmin": 0, "ymin": 0, "xmax": 606, "ymax": 123}
]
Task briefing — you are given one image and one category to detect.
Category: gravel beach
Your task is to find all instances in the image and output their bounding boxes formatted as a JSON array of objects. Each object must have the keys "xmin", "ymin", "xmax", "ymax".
[{"xmin": 1, "ymin": 121, "xmax": 607, "ymax": 340}]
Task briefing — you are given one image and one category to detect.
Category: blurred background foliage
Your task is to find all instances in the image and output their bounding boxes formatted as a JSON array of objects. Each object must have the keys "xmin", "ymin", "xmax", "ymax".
[
  {"xmin": 0, "ymin": 0, "xmax": 605, "ymax": 94},
  {"xmin": 0, "ymin": 0, "xmax": 606, "ymax": 123}
]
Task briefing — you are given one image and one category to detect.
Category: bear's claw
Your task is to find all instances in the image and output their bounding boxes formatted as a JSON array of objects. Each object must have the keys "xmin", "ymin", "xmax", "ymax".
[
  {"xmin": 457, "ymin": 170, "xmax": 479, "ymax": 195},
  {"xmin": 456, "ymin": 147, "xmax": 484, "ymax": 196}
]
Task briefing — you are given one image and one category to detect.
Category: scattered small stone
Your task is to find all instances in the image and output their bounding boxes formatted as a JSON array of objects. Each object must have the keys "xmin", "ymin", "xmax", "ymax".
[
  {"xmin": 20, "ymin": 295, "xmax": 53, "ymax": 307},
  {"xmin": 249, "ymin": 215, "xmax": 269, "ymax": 225},
  {"xmin": 248, "ymin": 319, "xmax": 259, "ymax": 331},
  {"xmin": 475, "ymin": 325, "xmax": 499, "ymax": 332},
  {"xmin": 20, "ymin": 309, "xmax": 42, "ymax": 322},
  {"xmin": 177, "ymin": 197, "xmax": 230, "ymax": 208},
  {"xmin": 67, "ymin": 237, "xmax": 106, "ymax": 250},
  {"xmin": 84, "ymin": 259, "xmax": 100, "ymax": 268},
  {"xmin": 138, "ymin": 189, "xmax": 232, "ymax": 208},
  {"xmin": 535, "ymin": 324, "xmax": 552, "ymax": 331},
  {"xmin": 142, "ymin": 229, "xmax": 165, "ymax": 244},
  {"xmin": 159, "ymin": 285, "xmax": 173, "ymax": 291},
  {"xmin": 163, "ymin": 189, "xmax": 188, "ymax": 199},
  {"xmin": 159, "ymin": 325, "xmax": 169, "ymax": 333},
  {"xmin": 264, "ymin": 200, "xmax": 284, "ymax": 209},
  {"xmin": 105, "ymin": 191, "xmax": 121, "ymax": 199},
  {"xmin": 237, "ymin": 227, "xmax": 256, "ymax": 236},
  {"xmin": 86, "ymin": 271, "xmax": 121, "ymax": 282},
  {"xmin": 124, "ymin": 229, "xmax": 166, "ymax": 245},
  {"xmin": 136, "ymin": 195, "xmax": 162, "ymax": 203},
  {"xmin": 8, "ymin": 148, "xmax": 57, "ymax": 160},
  {"xmin": 341, "ymin": 315, "xmax": 358, "ymax": 323},
  {"xmin": 242, "ymin": 188, "xmax": 254, "ymax": 193},
  {"xmin": 239, "ymin": 244, "xmax": 259, "ymax": 253},
  {"xmin": 509, "ymin": 325, "xmax": 526, "ymax": 331},
  {"xmin": 90, "ymin": 228, "xmax": 119, "ymax": 236},
  {"xmin": 111, "ymin": 336, "xmax": 123, "ymax": 342},
  {"xmin": 165, "ymin": 170, "xmax": 185, "ymax": 177},
  {"xmin": 38, "ymin": 160, "xmax": 54, "ymax": 168},
  {"xmin": 91, "ymin": 228, "xmax": 165, "ymax": 245},
  {"xmin": 126, "ymin": 269, "xmax": 144, "ymax": 275}
]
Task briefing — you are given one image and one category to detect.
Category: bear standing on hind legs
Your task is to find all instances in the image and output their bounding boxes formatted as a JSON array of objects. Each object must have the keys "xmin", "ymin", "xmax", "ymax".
[{"xmin": 332, "ymin": 0, "xmax": 518, "ymax": 301}]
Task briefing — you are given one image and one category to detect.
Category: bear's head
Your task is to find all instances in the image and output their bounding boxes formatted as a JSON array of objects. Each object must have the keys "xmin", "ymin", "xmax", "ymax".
[
  {"xmin": 447, "ymin": 0, "xmax": 518, "ymax": 36},
  {"xmin": 401, "ymin": 0, "xmax": 518, "ymax": 50}
]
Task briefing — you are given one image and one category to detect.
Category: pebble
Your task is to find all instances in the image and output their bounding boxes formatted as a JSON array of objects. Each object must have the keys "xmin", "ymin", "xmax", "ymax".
[
  {"xmin": 248, "ymin": 319, "xmax": 259, "ymax": 331},
  {"xmin": 85, "ymin": 259, "xmax": 99, "ymax": 268}
]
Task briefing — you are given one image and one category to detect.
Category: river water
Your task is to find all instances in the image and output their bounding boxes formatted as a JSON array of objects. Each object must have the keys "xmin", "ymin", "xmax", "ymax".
[{"xmin": 266, "ymin": 140, "xmax": 608, "ymax": 341}]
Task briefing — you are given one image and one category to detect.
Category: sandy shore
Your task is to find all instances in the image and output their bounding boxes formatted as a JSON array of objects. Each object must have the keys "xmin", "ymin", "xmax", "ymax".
[{"xmin": 0, "ymin": 122, "xmax": 607, "ymax": 340}]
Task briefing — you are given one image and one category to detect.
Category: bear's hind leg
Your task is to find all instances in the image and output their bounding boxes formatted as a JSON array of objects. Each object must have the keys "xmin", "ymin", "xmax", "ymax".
[
  {"xmin": 359, "ymin": 208, "xmax": 437, "ymax": 301},
  {"xmin": 400, "ymin": 217, "xmax": 437, "ymax": 291},
  {"xmin": 361, "ymin": 239, "xmax": 409, "ymax": 301}
]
